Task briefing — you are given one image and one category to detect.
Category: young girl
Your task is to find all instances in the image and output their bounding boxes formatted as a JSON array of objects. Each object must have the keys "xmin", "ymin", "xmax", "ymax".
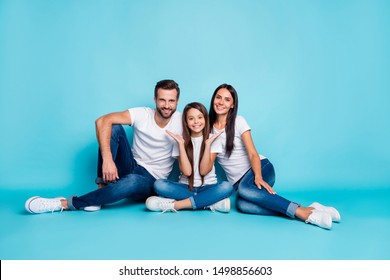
[
  {"xmin": 208, "ymin": 84, "xmax": 341, "ymax": 229},
  {"xmin": 146, "ymin": 102, "xmax": 233, "ymax": 213}
]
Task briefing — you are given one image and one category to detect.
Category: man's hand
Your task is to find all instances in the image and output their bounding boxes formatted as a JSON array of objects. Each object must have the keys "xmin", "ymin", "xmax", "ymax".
[{"xmin": 102, "ymin": 158, "xmax": 119, "ymax": 183}]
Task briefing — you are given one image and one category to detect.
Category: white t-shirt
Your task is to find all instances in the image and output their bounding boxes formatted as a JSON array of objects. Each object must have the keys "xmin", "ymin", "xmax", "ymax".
[
  {"xmin": 173, "ymin": 135, "xmax": 222, "ymax": 187},
  {"xmin": 128, "ymin": 107, "xmax": 182, "ymax": 179},
  {"xmin": 212, "ymin": 115, "xmax": 265, "ymax": 184}
]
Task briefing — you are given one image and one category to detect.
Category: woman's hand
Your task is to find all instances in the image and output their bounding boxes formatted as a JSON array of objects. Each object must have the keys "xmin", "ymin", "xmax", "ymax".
[
  {"xmin": 166, "ymin": 130, "xmax": 185, "ymax": 144},
  {"xmin": 255, "ymin": 176, "xmax": 276, "ymax": 194}
]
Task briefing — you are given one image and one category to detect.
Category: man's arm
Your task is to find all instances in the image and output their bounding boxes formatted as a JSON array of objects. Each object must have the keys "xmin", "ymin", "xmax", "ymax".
[{"xmin": 95, "ymin": 110, "xmax": 132, "ymax": 182}]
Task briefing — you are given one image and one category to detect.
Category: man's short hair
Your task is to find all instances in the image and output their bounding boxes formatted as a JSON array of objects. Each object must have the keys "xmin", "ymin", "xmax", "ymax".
[{"xmin": 154, "ymin": 79, "xmax": 180, "ymax": 99}]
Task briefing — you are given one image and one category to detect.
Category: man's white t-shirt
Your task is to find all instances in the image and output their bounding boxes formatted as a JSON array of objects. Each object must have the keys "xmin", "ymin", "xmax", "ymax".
[
  {"xmin": 212, "ymin": 115, "xmax": 265, "ymax": 184},
  {"xmin": 128, "ymin": 107, "xmax": 182, "ymax": 180},
  {"xmin": 172, "ymin": 135, "xmax": 222, "ymax": 187}
]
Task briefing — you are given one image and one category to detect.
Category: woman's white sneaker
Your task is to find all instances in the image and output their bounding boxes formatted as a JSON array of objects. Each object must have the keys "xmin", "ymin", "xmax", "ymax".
[
  {"xmin": 305, "ymin": 210, "xmax": 332, "ymax": 230},
  {"xmin": 25, "ymin": 196, "xmax": 65, "ymax": 214},
  {"xmin": 309, "ymin": 202, "xmax": 341, "ymax": 222}
]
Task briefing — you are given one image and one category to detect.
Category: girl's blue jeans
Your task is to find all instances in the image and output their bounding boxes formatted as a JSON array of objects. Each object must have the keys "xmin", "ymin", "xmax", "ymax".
[
  {"xmin": 235, "ymin": 159, "xmax": 299, "ymax": 218},
  {"xmin": 154, "ymin": 179, "xmax": 233, "ymax": 209},
  {"xmin": 68, "ymin": 125, "xmax": 155, "ymax": 210}
]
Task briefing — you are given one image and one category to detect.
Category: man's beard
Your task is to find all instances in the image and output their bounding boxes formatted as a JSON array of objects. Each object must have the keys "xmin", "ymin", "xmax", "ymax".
[{"xmin": 156, "ymin": 107, "xmax": 176, "ymax": 119}]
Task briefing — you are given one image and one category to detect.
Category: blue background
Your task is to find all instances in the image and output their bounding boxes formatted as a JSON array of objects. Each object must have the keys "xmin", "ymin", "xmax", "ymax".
[
  {"xmin": 1, "ymin": 0, "xmax": 389, "ymax": 192},
  {"xmin": 0, "ymin": 0, "xmax": 390, "ymax": 260}
]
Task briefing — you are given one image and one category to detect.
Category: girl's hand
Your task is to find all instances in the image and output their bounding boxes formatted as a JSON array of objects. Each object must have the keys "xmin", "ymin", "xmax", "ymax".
[
  {"xmin": 205, "ymin": 131, "xmax": 223, "ymax": 146},
  {"xmin": 255, "ymin": 177, "xmax": 276, "ymax": 194},
  {"xmin": 166, "ymin": 130, "xmax": 185, "ymax": 145}
]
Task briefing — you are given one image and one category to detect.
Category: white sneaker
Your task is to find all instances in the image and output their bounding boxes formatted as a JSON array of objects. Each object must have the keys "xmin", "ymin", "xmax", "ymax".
[
  {"xmin": 25, "ymin": 196, "xmax": 66, "ymax": 214},
  {"xmin": 305, "ymin": 210, "xmax": 332, "ymax": 230},
  {"xmin": 208, "ymin": 198, "xmax": 231, "ymax": 213},
  {"xmin": 83, "ymin": 205, "xmax": 101, "ymax": 212},
  {"xmin": 309, "ymin": 202, "xmax": 341, "ymax": 222},
  {"xmin": 145, "ymin": 196, "xmax": 177, "ymax": 213}
]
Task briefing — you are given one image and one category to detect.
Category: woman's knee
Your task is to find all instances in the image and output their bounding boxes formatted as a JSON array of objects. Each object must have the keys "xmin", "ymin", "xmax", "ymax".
[
  {"xmin": 219, "ymin": 181, "xmax": 234, "ymax": 196},
  {"xmin": 236, "ymin": 196, "xmax": 252, "ymax": 214},
  {"xmin": 261, "ymin": 159, "xmax": 276, "ymax": 186},
  {"xmin": 237, "ymin": 182, "xmax": 267, "ymax": 202}
]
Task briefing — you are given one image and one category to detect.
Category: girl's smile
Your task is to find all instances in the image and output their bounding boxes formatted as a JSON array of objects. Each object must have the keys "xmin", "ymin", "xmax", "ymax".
[{"xmin": 186, "ymin": 108, "xmax": 205, "ymax": 137}]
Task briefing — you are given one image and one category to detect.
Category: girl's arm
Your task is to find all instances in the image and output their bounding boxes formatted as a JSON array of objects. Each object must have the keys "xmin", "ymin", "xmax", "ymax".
[
  {"xmin": 199, "ymin": 132, "xmax": 222, "ymax": 176},
  {"xmin": 166, "ymin": 130, "xmax": 192, "ymax": 177},
  {"xmin": 241, "ymin": 130, "xmax": 276, "ymax": 194}
]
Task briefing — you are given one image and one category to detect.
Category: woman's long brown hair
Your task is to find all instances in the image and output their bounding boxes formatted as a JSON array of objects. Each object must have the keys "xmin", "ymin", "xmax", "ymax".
[{"xmin": 208, "ymin": 84, "xmax": 238, "ymax": 158}]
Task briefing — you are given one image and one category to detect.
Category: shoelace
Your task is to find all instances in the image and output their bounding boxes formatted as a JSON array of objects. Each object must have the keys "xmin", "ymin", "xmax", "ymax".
[
  {"xmin": 39, "ymin": 199, "xmax": 64, "ymax": 214},
  {"xmin": 159, "ymin": 201, "xmax": 177, "ymax": 214}
]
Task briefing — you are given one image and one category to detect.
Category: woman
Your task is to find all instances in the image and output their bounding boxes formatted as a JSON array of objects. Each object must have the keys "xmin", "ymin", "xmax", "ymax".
[
  {"xmin": 146, "ymin": 102, "xmax": 233, "ymax": 213},
  {"xmin": 208, "ymin": 84, "xmax": 340, "ymax": 229}
]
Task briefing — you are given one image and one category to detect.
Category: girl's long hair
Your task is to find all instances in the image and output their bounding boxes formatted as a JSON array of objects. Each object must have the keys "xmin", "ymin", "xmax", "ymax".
[
  {"xmin": 182, "ymin": 102, "xmax": 210, "ymax": 190},
  {"xmin": 208, "ymin": 84, "xmax": 238, "ymax": 157}
]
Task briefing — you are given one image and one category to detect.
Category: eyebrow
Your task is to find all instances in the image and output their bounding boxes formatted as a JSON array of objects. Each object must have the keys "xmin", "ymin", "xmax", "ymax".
[{"xmin": 158, "ymin": 97, "xmax": 176, "ymax": 101}]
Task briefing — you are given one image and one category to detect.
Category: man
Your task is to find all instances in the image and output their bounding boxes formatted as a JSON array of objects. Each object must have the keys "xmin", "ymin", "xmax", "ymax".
[{"xmin": 25, "ymin": 79, "xmax": 182, "ymax": 213}]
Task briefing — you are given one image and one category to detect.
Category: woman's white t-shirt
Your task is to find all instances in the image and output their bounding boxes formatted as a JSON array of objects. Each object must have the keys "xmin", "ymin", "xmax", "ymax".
[
  {"xmin": 212, "ymin": 115, "xmax": 265, "ymax": 184},
  {"xmin": 173, "ymin": 135, "xmax": 222, "ymax": 187}
]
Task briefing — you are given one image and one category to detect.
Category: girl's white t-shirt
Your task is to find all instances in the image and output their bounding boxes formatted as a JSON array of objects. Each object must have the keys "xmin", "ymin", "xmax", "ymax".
[
  {"xmin": 212, "ymin": 115, "xmax": 265, "ymax": 184},
  {"xmin": 128, "ymin": 107, "xmax": 182, "ymax": 180},
  {"xmin": 173, "ymin": 135, "xmax": 222, "ymax": 187}
]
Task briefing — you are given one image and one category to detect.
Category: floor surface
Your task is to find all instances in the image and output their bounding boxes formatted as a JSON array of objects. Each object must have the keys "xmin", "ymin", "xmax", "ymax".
[{"xmin": 1, "ymin": 186, "xmax": 389, "ymax": 260}]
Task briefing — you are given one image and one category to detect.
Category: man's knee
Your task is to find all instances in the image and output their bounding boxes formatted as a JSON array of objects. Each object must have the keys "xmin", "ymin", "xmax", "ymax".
[{"xmin": 111, "ymin": 124, "xmax": 125, "ymax": 135}]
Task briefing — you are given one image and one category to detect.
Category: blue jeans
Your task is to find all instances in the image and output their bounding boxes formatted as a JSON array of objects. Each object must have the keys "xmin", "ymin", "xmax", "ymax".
[
  {"xmin": 154, "ymin": 179, "xmax": 233, "ymax": 209},
  {"xmin": 235, "ymin": 159, "xmax": 299, "ymax": 218},
  {"xmin": 68, "ymin": 125, "xmax": 156, "ymax": 210}
]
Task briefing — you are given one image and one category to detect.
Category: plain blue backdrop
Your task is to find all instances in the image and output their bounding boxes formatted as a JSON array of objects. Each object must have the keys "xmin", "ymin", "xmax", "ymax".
[
  {"xmin": 1, "ymin": 0, "xmax": 389, "ymax": 192},
  {"xmin": 0, "ymin": 0, "xmax": 390, "ymax": 260}
]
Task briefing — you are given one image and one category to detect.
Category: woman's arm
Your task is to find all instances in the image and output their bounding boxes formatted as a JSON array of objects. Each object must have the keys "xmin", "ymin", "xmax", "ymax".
[
  {"xmin": 166, "ymin": 130, "xmax": 192, "ymax": 177},
  {"xmin": 241, "ymin": 130, "xmax": 276, "ymax": 194}
]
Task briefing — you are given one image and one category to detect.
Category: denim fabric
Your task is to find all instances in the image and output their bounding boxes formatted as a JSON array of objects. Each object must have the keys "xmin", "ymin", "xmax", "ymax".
[
  {"xmin": 68, "ymin": 124, "xmax": 155, "ymax": 210},
  {"xmin": 235, "ymin": 159, "xmax": 299, "ymax": 218},
  {"xmin": 154, "ymin": 179, "xmax": 233, "ymax": 209},
  {"xmin": 95, "ymin": 124, "xmax": 137, "ymax": 184}
]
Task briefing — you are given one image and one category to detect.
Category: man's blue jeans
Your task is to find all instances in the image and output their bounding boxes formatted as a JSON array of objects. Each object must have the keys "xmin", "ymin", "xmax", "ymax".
[
  {"xmin": 235, "ymin": 159, "xmax": 299, "ymax": 218},
  {"xmin": 154, "ymin": 179, "xmax": 233, "ymax": 209},
  {"xmin": 68, "ymin": 125, "xmax": 155, "ymax": 210}
]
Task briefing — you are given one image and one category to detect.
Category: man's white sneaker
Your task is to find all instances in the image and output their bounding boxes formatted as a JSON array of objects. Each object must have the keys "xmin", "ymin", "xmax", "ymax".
[
  {"xmin": 208, "ymin": 198, "xmax": 230, "ymax": 213},
  {"xmin": 309, "ymin": 202, "xmax": 341, "ymax": 222},
  {"xmin": 145, "ymin": 196, "xmax": 177, "ymax": 213},
  {"xmin": 305, "ymin": 210, "xmax": 332, "ymax": 230},
  {"xmin": 25, "ymin": 196, "xmax": 66, "ymax": 214},
  {"xmin": 83, "ymin": 205, "xmax": 101, "ymax": 212}
]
